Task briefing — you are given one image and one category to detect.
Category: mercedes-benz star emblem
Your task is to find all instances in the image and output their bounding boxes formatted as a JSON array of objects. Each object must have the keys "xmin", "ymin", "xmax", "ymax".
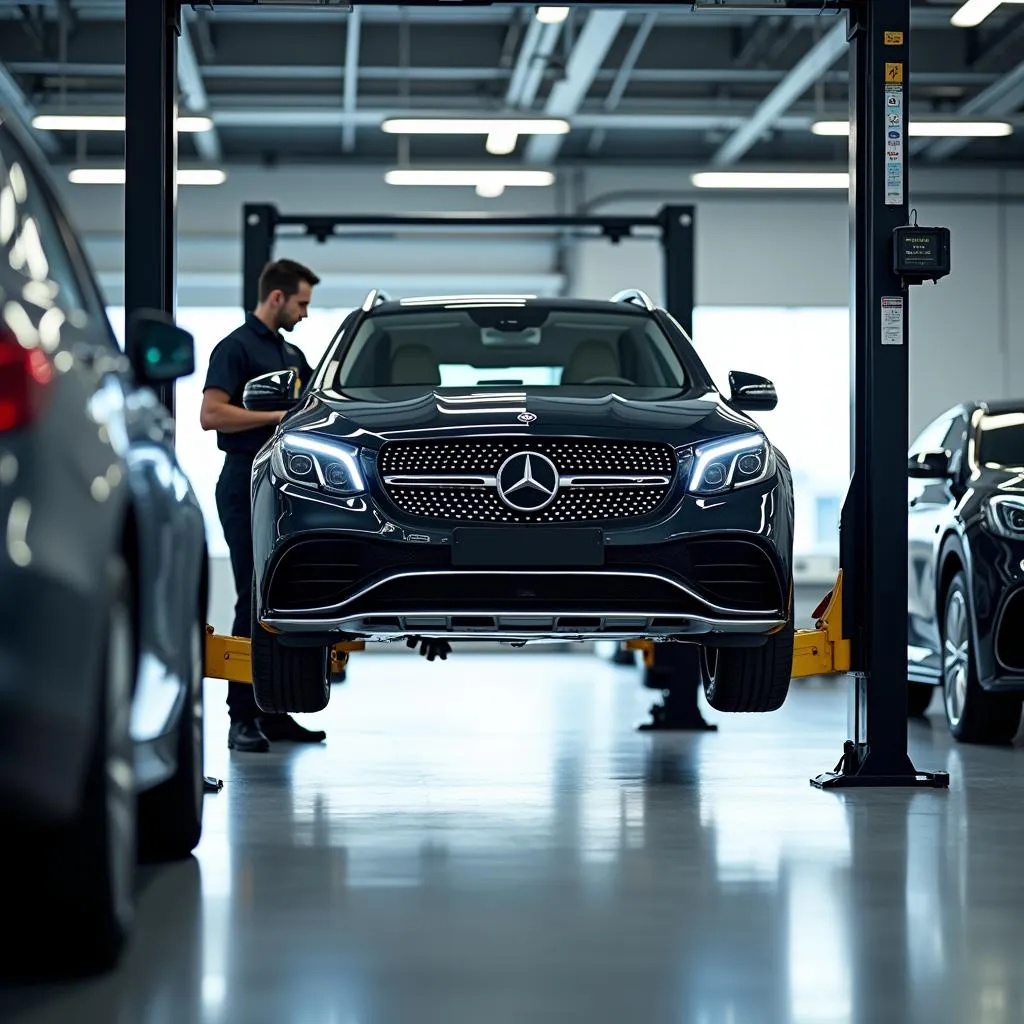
[
  {"xmin": 496, "ymin": 451, "xmax": 560, "ymax": 512},
  {"xmin": 517, "ymin": 411, "xmax": 537, "ymax": 424}
]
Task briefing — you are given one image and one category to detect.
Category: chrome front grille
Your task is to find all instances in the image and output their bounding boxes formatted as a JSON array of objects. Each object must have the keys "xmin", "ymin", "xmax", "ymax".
[{"xmin": 379, "ymin": 438, "xmax": 676, "ymax": 523}]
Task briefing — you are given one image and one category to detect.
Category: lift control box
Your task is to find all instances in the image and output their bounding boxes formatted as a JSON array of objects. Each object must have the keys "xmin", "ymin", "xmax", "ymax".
[{"xmin": 892, "ymin": 225, "xmax": 951, "ymax": 284}]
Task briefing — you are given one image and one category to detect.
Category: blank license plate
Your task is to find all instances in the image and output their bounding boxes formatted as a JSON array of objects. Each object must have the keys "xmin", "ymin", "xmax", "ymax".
[{"xmin": 451, "ymin": 528, "xmax": 604, "ymax": 567}]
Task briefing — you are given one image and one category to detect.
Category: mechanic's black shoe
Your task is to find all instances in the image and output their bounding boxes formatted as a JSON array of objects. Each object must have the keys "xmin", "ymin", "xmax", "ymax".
[
  {"xmin": 228, "ymin": 719, "xmax": 270, "ymax": 753},
  {"xmin": 256, "ymin": 714, "xmax": 326, "ymax": 744}
]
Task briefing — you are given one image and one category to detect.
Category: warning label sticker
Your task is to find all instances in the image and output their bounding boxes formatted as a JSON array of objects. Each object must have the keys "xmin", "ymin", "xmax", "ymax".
[
  {"xmin": 884, "ymin": 31, "xmax": 904, "ymax": 46},
  {"xmin": 884, "ymin": 85, "xmax": 904, "ymax": 206},
  {"xmin": 885, "ymin": 63, "xmax": 903, "ymax": 84},
  {"xmin": 881, "ymin": 296, "xmax": 904, "ymax": 346}
]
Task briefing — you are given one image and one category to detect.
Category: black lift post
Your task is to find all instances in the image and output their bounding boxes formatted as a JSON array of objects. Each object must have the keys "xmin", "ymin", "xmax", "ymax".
[
  {"xmin": 813, "ymin": 0, "xmax": 947, "ymax": 789},
  {"xmin": 129, "ymin": 0, "xmax": 948, "ymax": 788}
]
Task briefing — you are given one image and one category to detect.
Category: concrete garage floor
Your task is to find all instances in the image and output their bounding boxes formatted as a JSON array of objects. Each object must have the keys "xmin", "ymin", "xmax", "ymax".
[{"xmin": 3, "ymin": 653, "xmax": 1024, "ymax": 1024}]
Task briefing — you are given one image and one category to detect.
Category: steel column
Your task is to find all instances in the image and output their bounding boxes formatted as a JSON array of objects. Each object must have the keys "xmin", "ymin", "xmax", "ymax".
[
  {"xmin": 243, "ymin": 203, "xmax": 277, "ymax": 313},
  {"xmin": 659, "ymin": 206, "xmax": 696, "ymax": 336},
  {"xmin": 124, "ymin": 0, "xmax": 178, "ymax": 415},
  {"xmin": 814, "ymin": 0, "xmax": 946, "ymax": 789}
]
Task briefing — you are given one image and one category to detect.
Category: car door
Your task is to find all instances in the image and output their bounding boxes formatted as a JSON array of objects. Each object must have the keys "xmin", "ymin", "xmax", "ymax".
[{"xmin": 907, "ymin": 412, "xmax": 969, "ymax": 675}]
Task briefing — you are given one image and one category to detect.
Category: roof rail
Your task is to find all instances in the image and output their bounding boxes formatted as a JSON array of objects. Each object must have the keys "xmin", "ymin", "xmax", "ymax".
[
  {"xmin": 361, "ymin": 288, "xmax": 393, "ymax": 312},
  {"xmin": 610, "ymin": 288, "xmax": 655, "ymax": 311}
]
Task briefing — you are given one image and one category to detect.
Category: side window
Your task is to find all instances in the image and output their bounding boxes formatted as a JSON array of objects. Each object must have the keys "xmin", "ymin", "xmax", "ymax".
[
  {"xmin": 0, "ymin": 125, "xmax": 105, "ymax": 336},
  {"xmin": 941, "ymin": 415, "xmax": 969, "ymax": 474}
]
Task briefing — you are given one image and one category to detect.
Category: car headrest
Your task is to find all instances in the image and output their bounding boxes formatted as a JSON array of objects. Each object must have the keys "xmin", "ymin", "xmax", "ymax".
[
  {"xmin": 562, "ymin": 340, "xmax": 620, "ymax": 385},
  {"xmin": 391, "ymin": 344, "xmax": 440, "ymax": 386}
]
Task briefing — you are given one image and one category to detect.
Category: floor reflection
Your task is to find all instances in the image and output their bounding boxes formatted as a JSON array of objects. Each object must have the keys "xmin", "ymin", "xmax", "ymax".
[{"xmin": 3, "ymin": 656, "xmax": 1024, "ymax": 1024}]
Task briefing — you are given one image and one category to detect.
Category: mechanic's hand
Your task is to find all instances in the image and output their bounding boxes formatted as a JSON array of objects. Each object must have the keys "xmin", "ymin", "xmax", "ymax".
[{"xmin": 407, "ymin": 637, "xmax": 452, "ymax": 661}]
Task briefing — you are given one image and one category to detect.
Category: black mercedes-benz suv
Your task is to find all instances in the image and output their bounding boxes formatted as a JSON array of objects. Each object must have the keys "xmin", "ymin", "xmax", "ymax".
[{"xmin": 244, "ymin": 291, "xmax": 795, "ymax": 718}]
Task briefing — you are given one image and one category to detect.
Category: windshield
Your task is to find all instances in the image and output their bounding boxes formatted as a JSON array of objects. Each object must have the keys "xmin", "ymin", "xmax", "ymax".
[
  {"xmin": 977, "ymin": 413, "xmax": 1024, "ymax": 468},
  {"xmin": 317, "ymin": 305, "xmax": 688, "ymax": 391}
]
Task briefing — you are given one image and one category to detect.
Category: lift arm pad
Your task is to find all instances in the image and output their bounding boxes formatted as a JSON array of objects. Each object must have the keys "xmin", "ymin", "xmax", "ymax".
[{"xmin": 204, "ymin": 625, "xmax": 363, "ymax": 684}]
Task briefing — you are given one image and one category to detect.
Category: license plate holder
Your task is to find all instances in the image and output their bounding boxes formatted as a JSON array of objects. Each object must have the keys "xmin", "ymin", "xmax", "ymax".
[{"xmin": 451, "ymin": 527, "xmax": 604, "ymax": 567}]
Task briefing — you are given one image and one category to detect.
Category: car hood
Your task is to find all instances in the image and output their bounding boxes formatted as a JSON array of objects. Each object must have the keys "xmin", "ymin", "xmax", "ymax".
[{"xmin": 281, "ymin": 386, "xmax": 760, "ymax": 450}]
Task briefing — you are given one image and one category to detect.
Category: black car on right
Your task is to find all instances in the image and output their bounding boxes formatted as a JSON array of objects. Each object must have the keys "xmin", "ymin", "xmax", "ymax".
[{"xmin": 908, "ymin": 401, "xmax": 1024, "ymax": 743}]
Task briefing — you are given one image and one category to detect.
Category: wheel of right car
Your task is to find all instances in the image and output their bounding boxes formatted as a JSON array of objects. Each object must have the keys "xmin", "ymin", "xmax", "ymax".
[
  {"xmin": 250, "ymin": 580, "xmax": 331, "ymax": 715},
  {"xmin": 941, "ymin": 571, "xmax": 1022, "ymax": 744},
  {"xmin": 700, "ymin": 614, "xmax": 795, "ymax": 713}
]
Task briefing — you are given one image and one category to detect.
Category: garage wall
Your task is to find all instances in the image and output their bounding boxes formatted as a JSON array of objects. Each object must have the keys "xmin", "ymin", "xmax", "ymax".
[{"xmin": 54, "ymin": 163, "xmax": 1024, "ymax": 437}]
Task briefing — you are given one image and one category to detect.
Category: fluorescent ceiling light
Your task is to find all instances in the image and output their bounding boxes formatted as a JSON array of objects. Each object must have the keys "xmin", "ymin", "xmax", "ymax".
[
  {"xmin": 33, "ymin": 114, "xmax": 213, "ymax": 133},
  {"xmin": 950, "ymin": 0, "xmax": 1005, "ymax": 27},
  {"xmin": 69, "ymin": 168, "xmax": 227, "ymax": 185},
  {"xmin": 812, "ymin": 119, "xmax": 1013, "ymax": 138},
  {"xmin": 536, "ymin": 6, "xmax": 570, "ymax": 24},
  {"xmin": 486, "ymin": 130, "xmax": 518, "ymax": 156},
  {"xmin": 385, "ymin": 169, "xmax": 555, "ymax": 188},
  {"xmin": 382, "ymin": 117, "xmax": 569, "ymax": 136},
  {"xmin": 475, "ymin": 182, "xmax": 507, "ymax": 198},
  {"xmin": 691, "ymin": 171, "xmax": 849, "ymax": 190}
]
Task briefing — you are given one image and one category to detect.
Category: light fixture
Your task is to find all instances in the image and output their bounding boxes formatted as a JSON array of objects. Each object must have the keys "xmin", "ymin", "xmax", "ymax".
[
  {"xmin": 812, "ymin": 119, "xmax": 1013, "ymax": 138},
  {"xmin": 536, "ymin": 6, "xmax": 570, "ymax": 24},
  {"xmin": 68, "ymin": 168, "xmax": 227, "ymax": 185},
  {"xmin": 385, "ymin": 169, "xmax": 555, "ymax": 188},
  {"xmin": 33, "ymin": 114, "xmax": 213, "ymax": 133},
  {"xmin": 950, "ymin": 0, "xmax": 1005, "ymax": 27},
  {"xmin": 691, "ymin": 171, "xmax": 849, "ymax": 190},
  {"xmin": 486, "ymin": 130, "xmax": 519, "ymax": 156},
  {"xmin": 381, "ymin": 117, "xmax": 569, "ymax": 136},
  {"xmin": 475, "ymin": 182, "xmax": 507, "ymax": 199}
]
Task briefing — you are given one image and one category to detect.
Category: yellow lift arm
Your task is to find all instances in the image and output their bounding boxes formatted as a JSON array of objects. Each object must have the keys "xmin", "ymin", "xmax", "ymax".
[{"xmin": 205, "ymin": 572, "xmax": 850, "ymax": 685}]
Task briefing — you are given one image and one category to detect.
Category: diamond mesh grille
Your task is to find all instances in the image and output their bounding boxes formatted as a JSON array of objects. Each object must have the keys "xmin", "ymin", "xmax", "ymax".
[{"xmin": 379, "ymin": 438, "xmax": 676, "ymax": 523}]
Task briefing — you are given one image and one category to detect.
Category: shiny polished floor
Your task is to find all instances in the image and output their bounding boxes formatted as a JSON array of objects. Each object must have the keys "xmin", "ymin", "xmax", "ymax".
[{"xmin": 4, "ymin": 652, "xmax": 1024, "ymax": 1024}]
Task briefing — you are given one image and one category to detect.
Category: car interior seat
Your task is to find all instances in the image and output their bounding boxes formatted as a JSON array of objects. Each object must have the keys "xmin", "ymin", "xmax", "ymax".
[
  {"xmin": 561, "ymin": 340, "xmax": 621, "ymax": 384},
  {"xmin": 391, "ymin": 344, "xmax": 441, "ymax": 386}
]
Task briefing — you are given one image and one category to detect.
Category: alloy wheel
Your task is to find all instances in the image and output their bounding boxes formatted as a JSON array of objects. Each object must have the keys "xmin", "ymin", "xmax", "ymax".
[{"xmin": 943, "ymin": 589, "xmax": 970, "ymax": 729}]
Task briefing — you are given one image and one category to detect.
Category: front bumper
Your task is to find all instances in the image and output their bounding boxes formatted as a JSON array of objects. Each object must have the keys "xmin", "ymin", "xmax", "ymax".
[{"xmin": 253, "ymin": 449, "xmax": 793, "ymax": 642}]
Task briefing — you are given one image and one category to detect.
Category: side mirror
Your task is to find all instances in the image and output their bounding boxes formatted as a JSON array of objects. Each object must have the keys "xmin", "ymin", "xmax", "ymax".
[
  {"xmin": 126, "ymin": 309, "xmax": 195, "ymax": 384},
  {"xmin": 728, "ymin": 370, "xmax": 778, "ymax": 412},
  {"xmin": 908, "ymin": 449, "xmax": 950, "ymax": 478},
  {"xmin": 243, "ymin": 369, "xmax": 298, "ymax": 412}
]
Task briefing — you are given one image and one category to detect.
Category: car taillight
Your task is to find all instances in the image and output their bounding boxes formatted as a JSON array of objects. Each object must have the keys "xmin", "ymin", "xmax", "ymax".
[{"xmin": 0, "ymin": 326, "xmax": 53, "ymax": 432}]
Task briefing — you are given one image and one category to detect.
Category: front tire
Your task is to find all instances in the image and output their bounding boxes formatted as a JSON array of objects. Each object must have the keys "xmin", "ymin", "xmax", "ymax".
[
  {"xmin": 137, "ymin": 611, "xmax": 205, "ymax": 861},
  {"xmin": 9, "ymin": 559, "xmax": 137, "ymax": 976},
  {"xmin": 250, "ymin": 580, "xmax": 330, "ymax": 714},
  {"xmin": 702, "ymin": 615, "xmax": 794, "ymax": 713},
  {"xmin": 942, "ymin": 572, "xmax": 1022, "ymax": 744}
]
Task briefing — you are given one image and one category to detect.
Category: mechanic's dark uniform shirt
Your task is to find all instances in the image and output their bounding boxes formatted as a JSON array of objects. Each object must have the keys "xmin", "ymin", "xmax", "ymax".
[
  {"xmin": 204, "ymin": 314, "xmax": 314, "ymax": 664},
  {"xmin": 203, "ymin": 313, "xmax": 313, "ymax": 458}
]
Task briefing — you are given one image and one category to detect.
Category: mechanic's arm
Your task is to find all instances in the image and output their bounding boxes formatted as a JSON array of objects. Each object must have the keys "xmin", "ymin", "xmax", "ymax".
[{"xmin": 200, "ymin": 389, "xmax": 284, "ymax": 433}]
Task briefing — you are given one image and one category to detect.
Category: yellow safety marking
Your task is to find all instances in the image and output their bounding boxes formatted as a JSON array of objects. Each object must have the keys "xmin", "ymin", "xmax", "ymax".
[
  {"xmin": 886, "ymin": 63, "xmax": 903, "ymax": 84},
  {"xmin": 884, "ymin": 31, "xmax": 904, "ymax": 46}
]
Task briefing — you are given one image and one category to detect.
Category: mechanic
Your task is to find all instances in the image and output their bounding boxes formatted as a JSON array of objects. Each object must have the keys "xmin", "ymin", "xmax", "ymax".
[{"xmin": 200, "ymin": 258, "xmax": 328, "ymax": 753}]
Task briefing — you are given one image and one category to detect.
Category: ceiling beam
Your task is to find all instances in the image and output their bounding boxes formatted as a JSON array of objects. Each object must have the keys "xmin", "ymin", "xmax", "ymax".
[
  {"xmin": 587, "ymin": 12, "xmax": 657, "ymax": 155},
  {"xmin": 177, "ymin": 12, "xmax": 221, "ymax": 162},
  {"xmin": 505, "ymin": 14, "xmax": 564, "ymax": 111},
  {"xmin": 342, "ymin": 7, "xmax": 361, "ymax": 153},
  {"xmin": 710, "ymin": 17, "xmax": 848, "ymax": 166},
  {"xmin": 525, "ymin": 9, "xmax": 627, "ymax": 164},
  {"xmin": 0, "ymin": 60, "xmax": 58, "ymax": 156},
  {"xmin": 916, "ymin": 60, "xmax": 1024, "ymax": 161}
]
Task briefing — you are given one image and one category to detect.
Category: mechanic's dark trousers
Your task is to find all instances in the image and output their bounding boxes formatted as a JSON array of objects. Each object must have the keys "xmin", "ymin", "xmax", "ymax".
[{"xmin": 216, "ymin": 453, "xmax": 261, "ymax": 722}]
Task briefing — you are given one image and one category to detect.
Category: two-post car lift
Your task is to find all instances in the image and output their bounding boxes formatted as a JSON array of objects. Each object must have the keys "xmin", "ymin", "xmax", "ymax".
[{"xmin": 125, "ymin": 0, "xmax": 948, "ymax": 790}]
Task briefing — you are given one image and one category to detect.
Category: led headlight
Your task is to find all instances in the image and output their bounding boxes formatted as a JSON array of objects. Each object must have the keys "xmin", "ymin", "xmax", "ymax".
[
  {"xmin": 270, "ymin": 433, "xmax": 365, "ymax": 496},
  {"xmin": 984, "ymin": 495, "xmax": 1024, "ymax": 539},
  {"xmin": 685, "ymin": 432, "xmax": 775, "ymax": 496}
]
